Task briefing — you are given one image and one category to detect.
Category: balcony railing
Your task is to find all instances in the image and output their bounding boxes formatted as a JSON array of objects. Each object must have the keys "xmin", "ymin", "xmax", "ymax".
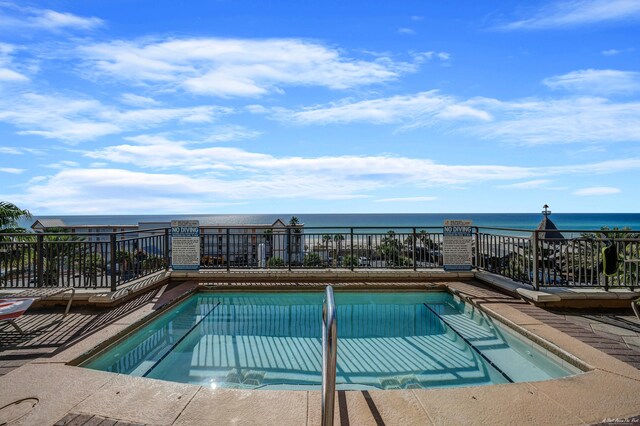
[{"xmin": 1, "ymin": 225, "xmax": 638, "ymax": 290}]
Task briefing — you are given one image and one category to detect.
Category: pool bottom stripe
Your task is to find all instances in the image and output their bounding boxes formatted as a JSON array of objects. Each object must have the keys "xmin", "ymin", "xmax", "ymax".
[
  {"xmin": 422, "ymin": 303, "xmax": 514, "ymax": 384},
  {"xmin": 143, "ymin": 301, "xmax": 221, "ymax": 377}
]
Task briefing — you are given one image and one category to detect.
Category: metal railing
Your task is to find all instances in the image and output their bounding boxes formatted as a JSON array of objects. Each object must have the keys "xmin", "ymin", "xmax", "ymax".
[
  {"xmin": 0, "ymin": 228, "xmax": 169, "ymax": 291},
  {"xmin": 476, "ymin": 227, "xmax": 640, "ymax": 290},
  {"xmin": 199, "ymin": 226, "xmax": 444, "ymax": 271},
  {"xmin": 322, "ymin": 285, "xmax": 337, "ymax": 426},
  {"xmin": 2, "ymin": 225, "xmax": 638, "ymax": 290}
]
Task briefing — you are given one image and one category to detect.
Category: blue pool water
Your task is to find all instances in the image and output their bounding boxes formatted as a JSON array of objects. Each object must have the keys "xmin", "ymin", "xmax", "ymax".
[{"xmin": 82, "ymin": 292, "xmax": 579, "ymax": 390}]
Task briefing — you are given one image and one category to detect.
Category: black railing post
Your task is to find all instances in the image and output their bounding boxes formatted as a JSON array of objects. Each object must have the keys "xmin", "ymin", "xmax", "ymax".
[
  {"xmin": 110, "ymin": 233, "xmax": 117, "ymax": 291},
  {"xmin": 532, "ymin": 230, "xmax": 539, "ymax": 291},
  {"xmin": 413, "ymin": 228, "xmax": 417, "ymax": 271},
  {"xmin": 36, "ymin": 234, "xmax": 44, "ymax": 288},
  {"xmin": 350, "ymin": 228, "xmax": 354, "ymax": 271},
  {"xmin": 287, "ymin": 227, "xmax": 292, "ymax": 271},
  {"xmin": 164, "ymin": 228, "xmax": 170, "ymax": 270},
  {"xmin": 474, "ymin": 227, "xmax": 480, "ymax": 269},
  {"xmin": 226, "ymin": 228, "xmax": 230, "ymax": 272}
]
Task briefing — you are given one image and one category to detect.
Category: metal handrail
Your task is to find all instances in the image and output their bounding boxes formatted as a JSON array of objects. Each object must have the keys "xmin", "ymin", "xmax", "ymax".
[{"xmin": 322, "ymin": 285, "xmax": 337, "ymax": 426}]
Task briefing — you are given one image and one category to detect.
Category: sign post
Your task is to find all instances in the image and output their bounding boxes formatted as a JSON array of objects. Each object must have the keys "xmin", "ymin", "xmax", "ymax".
[
  {"xmin": 171, "ymin": 220, "xmax": 200, "ymax": 271},
  {"xmin": 443, "ymin": 219, "xmax": 473, "ymax": 271}
]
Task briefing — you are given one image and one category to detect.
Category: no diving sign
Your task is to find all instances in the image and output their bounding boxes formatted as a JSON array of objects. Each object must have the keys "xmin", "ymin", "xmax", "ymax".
[
  {"xmin": 443, "ymin": 220, "xmax": 473, "ymax": 271},
  {"xmin": 171, "ymin": 220, "xmax": 200, "ymax": 270}
]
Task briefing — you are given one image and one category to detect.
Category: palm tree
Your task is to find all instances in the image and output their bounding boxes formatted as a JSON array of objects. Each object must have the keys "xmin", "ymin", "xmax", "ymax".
[
  {"xmin": 0, "ymin": 202, "xmax": 32, "ymax": 285},
  {"xmin": 333, "ymin": 234, "xmax": 345, "ymax": 267},
  {"xmin": 0, "ymin": 201, "xmax": 32, "ymax": 235},
  {"xmin": 322, "ymin": 234, "xmax": 332, "ymax": 265}
]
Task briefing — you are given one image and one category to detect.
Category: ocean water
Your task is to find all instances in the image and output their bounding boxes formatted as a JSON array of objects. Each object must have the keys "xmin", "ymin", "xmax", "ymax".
[{"xmin": 24, "ymin": 213, "xmax": 640, "ymax": 231}]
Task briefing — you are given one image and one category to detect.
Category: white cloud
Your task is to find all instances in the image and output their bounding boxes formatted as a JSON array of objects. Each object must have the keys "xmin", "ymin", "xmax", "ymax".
[
  {"xmin": 501, "ymin": 0, "xmax": 640, "ymax": 30},
  {"xmin": 29, "ymin": 10, "xmax": 103, "ymax": 31},
  {"xmin": 0, "ymin": 146, "xmax": 22, "ymax": 155},
  {"xmin": 0, "ymin": 3, "xmax": 103, "ymax": 32},
  {"xmin": 0, "ymin": 42, "xmax": 29, "ymax": 82},
  {"xmin": 0, "ymin": 92, "xmax": 230, "ymax": 142},
  {"xmin": 499, "ymin": 179, "xmax": 553, "ymax": 189},
  {"xmin": 267, "ymin": 88, "xmax": 640, "ymax": 145},
  {"xmin": 0, "ymin": 68, "xmax": 28, "ymax": 81},
  {"xmin": 45, "ymin": 160, "xmax": 79, "ymax": 170},
  {"xmin": 120, "ymin": 93, "xmax": 160, "ymax": 107},
  {"xmin": 602, "ymin": 49, "xmax": 621, "ymax": 56},
  {"xmin": 5, "ymin": 135, "xmax": 640, "ymax": 213},
  {"xmin": 398, "ymin": 28, "xmax": 416, "ymax": 35},
  {"xmin": 411, "ymin": 51, "xmax": 451, "ymax": 64},
  {"xmin": 272, "ymin": 91, "xmax": 492, "ymax": 127},
  {"xmin": 78, "ymin": 38, "xmax": 419, "ymax": 97},
  {"xmin": 471, "ymin": 96, "xmax": 640, "ymax": 145},
  {"xmin": 573, "ymin": 186, "xmax": 621, "ymax": 196},
  {"xmin": 376, "ymin": 196, "xmax": 437, "ymax": 202},
  {"xmin": 543, "ymin": 69, "xmax": 640, "ymax": 95},
  {"xmin": 0, "ymin": 167, "xmax": 24, "ymax": 174},
  {"xmin": 203, "ymin": 125, "xmax": 261, "ymax": 143}
]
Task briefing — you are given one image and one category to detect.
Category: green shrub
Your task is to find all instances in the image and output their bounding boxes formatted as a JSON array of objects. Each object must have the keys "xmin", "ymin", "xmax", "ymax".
[
  {"xmin": 303, "ymin": 253, "xmax": 323, "ymax": 267},
  {"xmin": 267, "ymin": 257, "xmax": 285, "ymax": 268}
]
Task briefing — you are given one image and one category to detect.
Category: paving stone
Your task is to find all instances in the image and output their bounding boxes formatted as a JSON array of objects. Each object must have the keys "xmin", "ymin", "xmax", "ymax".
[{"xmin": 590, "ymin": 323, "xmax": 640, "ymax": 336}]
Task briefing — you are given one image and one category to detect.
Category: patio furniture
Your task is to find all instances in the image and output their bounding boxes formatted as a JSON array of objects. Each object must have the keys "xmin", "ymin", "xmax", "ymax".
[
  {"xmin": 0, "ymin": 287, "xmax": 75, "ymax": 334},
  {"xmin": 0, "ymin": 298, "xmax": 36, "ymax": 333},
  {"xmin": 7, "ymin": 287, "xmax": 75, "ymax": 315}
]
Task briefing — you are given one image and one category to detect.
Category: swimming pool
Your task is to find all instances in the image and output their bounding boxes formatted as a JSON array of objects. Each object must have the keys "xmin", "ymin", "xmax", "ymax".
[{"xmin": 82, "ymin": 291, "xmax": 580, "ymax": 390}]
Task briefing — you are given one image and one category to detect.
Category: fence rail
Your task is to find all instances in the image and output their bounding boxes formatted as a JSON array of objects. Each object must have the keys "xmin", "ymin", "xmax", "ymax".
[{"xmin": 1, "ymin": 226, "xmax": 638, "ymax": 290}]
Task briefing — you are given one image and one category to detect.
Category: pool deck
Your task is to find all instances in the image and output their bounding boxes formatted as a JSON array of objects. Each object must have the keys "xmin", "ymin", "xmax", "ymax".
[{"xmin": 1, "ymin": 280, "xmax": 640, "ymax": 425}]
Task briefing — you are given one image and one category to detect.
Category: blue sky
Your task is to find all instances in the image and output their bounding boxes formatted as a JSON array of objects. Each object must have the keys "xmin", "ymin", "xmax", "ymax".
[{"xmin": 0, "ymin": 0, "xmax": 639, "ymax": 214}]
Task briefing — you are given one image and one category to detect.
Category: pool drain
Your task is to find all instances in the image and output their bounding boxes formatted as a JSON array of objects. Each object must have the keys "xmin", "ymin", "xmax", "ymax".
[{"xmin": 0, "ymin": 397, "xmax": 39, "ymax": 424}]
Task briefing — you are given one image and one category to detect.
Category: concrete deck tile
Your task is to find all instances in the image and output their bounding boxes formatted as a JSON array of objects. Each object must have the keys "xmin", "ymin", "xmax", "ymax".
[
  {"xmin": 307, "ymin": 390, "xmax": 434, "ymax": 426},
  {"xmin": 519, "ymin": 324, "xmax": 640, "ymax": 381},
  {"xmin": 477, "ymin": 303, "xmax": 545, "ymax": 326},
  {"xmin": 590, "ymin": 323, "xmax": 639, "ymax": 337},
  {"xmin": 54, "ymin": 413, "xmax": 80, "ymax": 425},
  {"xmin": 530, "ymin": 370, "xmax": 640, "ymax": 424},
  {"xmin": 411, "ymin": 382, "xmax": 582, "ymax": 426},
  {"xmin": 40, "ymin": 322, "xmax": 138, "ymax": 364},
  {"xmin": 72, "ymin": 374, "xmax": 198, "ymax": 426},
  {"xmin": 0, "ymin": 363, "xmax": 115, "ymax": 426},
  {"xmin": 173, "ymin": 387, "xmax": 308, "ymax": 426},
  {"xmin": 622, "ymin": 335, "xmax": 640, "ymax": 348}
]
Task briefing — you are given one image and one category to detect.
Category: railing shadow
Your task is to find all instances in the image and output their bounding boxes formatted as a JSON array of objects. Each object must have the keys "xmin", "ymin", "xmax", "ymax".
[{"xmin": 0, "ymin": 285, "xmax": 164, "ymax": 364}]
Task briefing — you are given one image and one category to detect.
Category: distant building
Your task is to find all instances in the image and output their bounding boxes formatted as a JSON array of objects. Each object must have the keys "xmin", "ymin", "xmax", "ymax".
[
  {"xmin": 31, "ymin": 219, "xmax": 137, "ymax": 242},
  {"xmin": 29, "ymin": 218, "xmax": 304, "ymax": 266},
  {"xmin": 535, "ymin": 205, "xmax": 565, "ymax": 240},
  {"xmin": 138, "ymin": 219, "xmax": 304, "ymax": 266}
]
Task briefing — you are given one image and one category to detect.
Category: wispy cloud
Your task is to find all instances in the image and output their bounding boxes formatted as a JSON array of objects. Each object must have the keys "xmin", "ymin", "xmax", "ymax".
[
  {"xmin": 376, "ymin": 196, "xmax": 437, "ymax": 202},
  {"xmin": 398, "ymin": 28, "xmax": 416, "ymax": 35},
  {"xmin": 499, "ymin": 179, "xmax": 553, "ymax": 189},
  {"xmin": 203, "ymin": 125, "xmax": 261, "ymax": 143},
  {"xmin": 0, "ymin": 3, "xmax": 103, "ymax": 32},
  {"xmin": 0, "ymin": 43, "xmax": 29, "ymax": 82},
  {"xmin": 471, "ymin": 96, "xmax": 640, "ymax": 145},
  {"xmin": 543, "ymin": 69, "xmax": 640, "ymax": 95},
  {"xmin": 77, "ymin": 38, "xmax": 421, "ymax": 97},
  {"xmin": 0, "ymin": 92, "xmax": 230, "ymax": 142},
  {"xmin": 270, "ymin": 91, "xmax": 491, "ymax": 127},
  {"xmin": 0, "ymin": 167, "xmax": 24, "ymax": 174},
  {"xmin": 0, "ymin": 146, "xmax": 22, "ymax": 155},
  {"xmin": 500, "ymin": 0, "xmax": 640, "ymax": 30},
  {"xmin": 119, "ymin": 93, "xmax": 160, "ymax": 107},
  {"xmin": 573, "ymin": 186, "xmax": 621, "ymax": 196},
  {"xmin": 5, "ymin": 132, "xmax": 640, "ymax": 213}
]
